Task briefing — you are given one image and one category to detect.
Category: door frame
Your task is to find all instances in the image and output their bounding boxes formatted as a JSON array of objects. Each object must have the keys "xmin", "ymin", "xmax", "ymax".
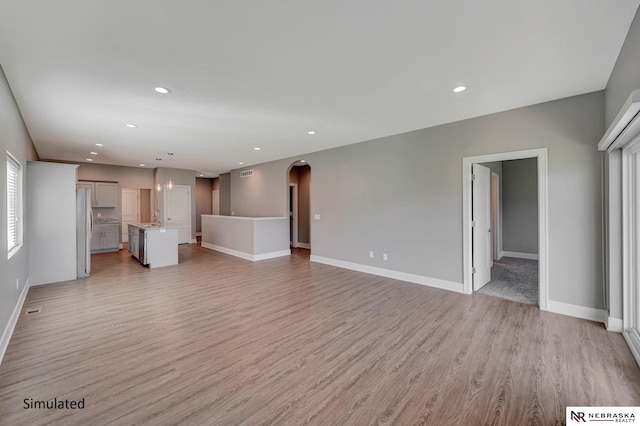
[
  {"xmin": 472, "ymin": 163, "xmax": 492, "ymax": 291},
  {"xmin": 289, "ymin": 183, "xmax": 298, "ymax": 247},
  {"xmin": 163, "ymin": 184, "xmax": 192, "ymax": 244},
  {"xmin": 622, "ymin": 137, "xmax": 640, "ymax": 362},
  {"xmin": 462, "ymin": 148, "xmax": 549, "ymax": 310},
  {"xmin": 121, "ymin": 188, "xmax": 140, "ymax": 243},
  {"xmin": 491, "ymin": 172, "xmax": 501, "ymax": 261}
]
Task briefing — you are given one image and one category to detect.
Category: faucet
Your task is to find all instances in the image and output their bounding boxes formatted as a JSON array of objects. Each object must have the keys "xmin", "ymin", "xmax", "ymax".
[{"xmin": 153, "ymin": 209, "xmax": 161, "ymax": 225}]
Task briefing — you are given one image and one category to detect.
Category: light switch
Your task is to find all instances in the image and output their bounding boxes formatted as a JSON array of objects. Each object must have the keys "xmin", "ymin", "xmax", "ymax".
[{"xmin": 314, "ymin": 214, "xmax": 320, "ymax": 220}]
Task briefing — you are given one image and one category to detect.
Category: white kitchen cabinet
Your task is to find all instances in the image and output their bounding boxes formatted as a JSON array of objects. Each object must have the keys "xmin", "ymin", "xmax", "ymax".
[
  {"xmin": 77, "ymin": 181, "xmax": 118, "ymax": 207},
  {"xmin": 91, "ymin": 224, "xmax": 120, "ymax": 253},
  {"xmin": 95, "ymin": 182, "xmax": 117, "ymax": 207}
]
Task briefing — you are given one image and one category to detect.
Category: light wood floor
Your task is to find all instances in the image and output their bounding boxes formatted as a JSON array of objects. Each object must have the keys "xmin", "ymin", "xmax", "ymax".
[{"xmin": 1, "ymin": 245, "xmax": 639, "ymax": 425}]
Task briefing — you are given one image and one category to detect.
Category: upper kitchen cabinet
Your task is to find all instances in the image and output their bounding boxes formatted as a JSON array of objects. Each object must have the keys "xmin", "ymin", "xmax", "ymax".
[{"xmin": 77, "ymin": 180, "xmax": 118, "ymax": 207}]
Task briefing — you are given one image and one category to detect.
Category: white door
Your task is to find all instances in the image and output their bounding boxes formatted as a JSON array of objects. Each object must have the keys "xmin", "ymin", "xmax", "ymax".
[
  {"xmin": 473, "ymin": 164, "xmax": 492, "ymax": 290},
  {"xmin": 121, "ymin": 188, "xmax": 139, "ymax": 243},
  {"xmin": 165, "ymin": 185, "xmax": 191, "ymax": 244},
  {"xmin": 212, "ymin": 189, "xmax": 220, "ymax": 215}
]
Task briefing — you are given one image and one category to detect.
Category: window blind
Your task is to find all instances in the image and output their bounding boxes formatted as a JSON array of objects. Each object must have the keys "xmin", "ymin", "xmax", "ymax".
[{"xmin": 7, "ymin": 155, "xmax": 20, "ymax": 253}]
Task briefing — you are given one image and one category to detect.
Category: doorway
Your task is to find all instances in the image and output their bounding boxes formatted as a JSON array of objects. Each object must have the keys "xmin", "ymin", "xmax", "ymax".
[
  {"xmin": 463, "ymin": 148, "xmax": 548, "ymax": 310},
  {"xmin": 164, "ymin": 184, "xmax": 192, "ymax": 244},
  {"xmin": 287, "ymin": 161, "xmax": 311, "ymax": 250},
  {"xmin": 121, "ymin": 188, "xmax": 140, "ymax": 243}
]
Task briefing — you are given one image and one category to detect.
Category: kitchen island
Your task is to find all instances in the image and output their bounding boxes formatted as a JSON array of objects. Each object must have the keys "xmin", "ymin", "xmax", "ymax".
[
  {"xmin": 128, "ymin": 224, "xmax": 179, "ymax": 268},
  {"xmin": 201, "ymin": 215, "xmax": 290, "ymax": 261}
]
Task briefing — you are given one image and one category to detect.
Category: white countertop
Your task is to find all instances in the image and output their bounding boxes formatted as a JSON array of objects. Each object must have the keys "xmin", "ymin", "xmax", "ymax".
[
  {"xmin": 128, "ymin": 223, "xmax": 180, "ymax": 230},
  {"xmin": 201, "ymin": 215, "xmax": 287, "ymax": 221}
]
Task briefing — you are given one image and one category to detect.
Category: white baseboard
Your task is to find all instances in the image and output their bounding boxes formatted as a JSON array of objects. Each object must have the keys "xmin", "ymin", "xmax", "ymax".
[
  {"xmin": 606, "ymin": 316, "xmax": 623, "ymax": 332},
  {"xmin": 623, "ymin": 329, "xmax": 640, "ymax": 368},
  {"xmin": 547, "ymin": 300, "xmax": 607, "ymax": 324},
  {"xmin": 0, "ymin": 278, "xmax": 30, "ymax": 367},
  {"xmin": 296, "ymin": 242, "xmax": 311, "ymax": 249},
  {"xmin": 501, "ymin": 251, "xmax": 539, "ymax": 260},
  {"xmin": 310, "ymin": 255, "xmax": 464, "ymax": 294},
  {"xmin": 202, "ymin": 242, "xmax": 290, "ymax": 262}
]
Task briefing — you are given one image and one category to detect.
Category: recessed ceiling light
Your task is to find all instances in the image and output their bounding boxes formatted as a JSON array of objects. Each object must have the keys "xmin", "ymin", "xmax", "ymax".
[
  {"xmin": 90, "ymin": 151, "xmax": 98, "ymax": 155},
  {"xmin": 199, "ymin": 174, "xmax": 204, "ymax": 177},
  {"xmin": 254, "ymin": 147, "xmax": 261, "ymax": 151},
  {"xmin": 300, "ymin": 160, "xmax": 306, "ymax": 163},
  {"xmin": 95, "ymin": 143, "xmax": 103, "ymax": 147},
  {"xmin": 86, "ymin": 159, "xmax": 93, "ymax": 162},
  {"xmin": 139, "ymin": 164, "xmax": 145, "ymax": 167},
  {"xmin": 239, "ymin": 162, "xmax": 244, "ymax": 165},
  {"xmin": 307, "ymin": 131, "xmax": 316, "ymax": 135},
  {"xmin": 125, "ymin": 123, "xmax": 137, "ymax": 128},
  {"xmin": 453, "ymin": 86, "xmax": 467, "ymax": 93},
  {"xmin": 154, "ymin": 87, "xmax": 170, "ymax": 94}
]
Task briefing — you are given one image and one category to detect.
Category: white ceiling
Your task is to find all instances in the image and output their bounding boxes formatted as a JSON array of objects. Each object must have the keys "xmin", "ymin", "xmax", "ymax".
[{"xmin": 1, "ymin": 1, "xmax": 638, "ymax": 177}]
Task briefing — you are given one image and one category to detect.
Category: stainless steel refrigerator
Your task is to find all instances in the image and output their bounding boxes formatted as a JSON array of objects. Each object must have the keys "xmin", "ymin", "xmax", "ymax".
[{"xmin": 76, "ymin": 188, "xmax": 93, "ymax": 277}]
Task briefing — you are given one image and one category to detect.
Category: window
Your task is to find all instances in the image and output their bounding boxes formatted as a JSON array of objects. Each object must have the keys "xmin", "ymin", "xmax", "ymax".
[{"xmin": 7, "ymin": 152, "xmax": 22, "ymax": 258}]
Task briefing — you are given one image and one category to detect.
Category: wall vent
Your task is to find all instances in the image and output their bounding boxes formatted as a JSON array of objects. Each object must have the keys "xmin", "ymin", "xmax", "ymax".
[{"xmin": 240, "ymin": 169, "xmax": 254, "ymax": 178}]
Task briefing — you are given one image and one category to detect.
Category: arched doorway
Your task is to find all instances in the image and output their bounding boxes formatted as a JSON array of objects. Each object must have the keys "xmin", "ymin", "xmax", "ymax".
[{"xmin": 287, "ymin": 160, "xmax": 311, "ymax": 250}]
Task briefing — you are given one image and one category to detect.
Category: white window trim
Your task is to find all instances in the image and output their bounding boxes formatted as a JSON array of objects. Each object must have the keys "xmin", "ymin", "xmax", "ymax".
[
  {"xmin": 621, "ymin": 135, "xmax": 640, "ymax": 364},
  {"xmin": 7, "ymin": 151, "xmax": 22, "ymax": 259}
]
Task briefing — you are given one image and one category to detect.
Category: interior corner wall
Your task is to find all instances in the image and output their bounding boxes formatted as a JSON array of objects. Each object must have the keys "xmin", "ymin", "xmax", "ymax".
[
  {"xmin": 231, "ymin": 91, "xmax": 605, "ymax": 310},
  {"xmin": 195, "ymin": 178, "xmax": 213, "ymax": 232},
  {"xmin": 603, "ymin": 6, "xmax": 640, "ymax": 321},
  {"xmin": 0, "ymin": 65, "xmax": 39, "ymax": 356},
  {"xmin": 502, "ymin": 158, "xmax": 538, "ymax": 254},
  {"xmin": 219, "ymin": 173, "xmax": 231, "ymax": 216}
]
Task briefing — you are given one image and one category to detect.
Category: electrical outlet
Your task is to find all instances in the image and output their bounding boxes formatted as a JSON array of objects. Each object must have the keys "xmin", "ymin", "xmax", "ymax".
[
  {"xmin": 97, "ymin": 212, "xmax": 102, "ymax": 217},
  {"xmin": 369, "ymin": 251, "xmax": 374, "ymax": 259},
  {"xmin": 314, "ymin": 214, "xmax": 321, "ymax": 220},
  {"xmin": 383, "ymin": 253, "xmax": 388, "ymax": 261}
]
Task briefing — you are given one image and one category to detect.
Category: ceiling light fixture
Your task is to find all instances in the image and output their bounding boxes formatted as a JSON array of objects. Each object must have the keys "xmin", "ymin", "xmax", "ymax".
[
  {"xmin": 126, "ymin": 124, "xmax": 137, "ymax": 128},
  {"xmin": 95, "ymin": 143, "xmax": 103, "ymax": 147},
  {"xmin": 254, "ymin": 147, "xmax": 261, "ymax": 151},
  {"xmin": 155, "ymin": 158, "xmax": 162, "ymax": 192},
  {"xmin": 300, "ymin": 160, "xmax": 306, "ymax": 163},
  {"xmin": 90, "ymin": 151, "xmax": 98, "ymax": 155},
  {"xmin": 86, "ymin": 158, "xmax": 93, "ymax": 162},
  {"xmin": 307, "ymin": 131, "xmax": 316, "ymax": 135},
  {"xmin": 239, "ymin": 162, "xmax": 244, "ymax": 165},
  {"xmin": 453, "ymin": 86, "xmax": 467, "ymax": 93},
  {"xmin": 199, "ymin": 174, "xmax": 204, "ymax": 177},
  {"xmin": 167, "ymin": 152, "xmax": 174, "ymax": 190},
  {"xmin": 139, "ymin": 164, "xmax": 145, "ymax": 167},
  {"xmin": 154, "ymin": 87, "xmax": 171, "ymax": 94}
]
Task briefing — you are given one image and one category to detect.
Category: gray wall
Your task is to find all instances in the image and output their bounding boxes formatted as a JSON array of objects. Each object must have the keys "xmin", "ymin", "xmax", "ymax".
[
  {"xmin": 603, "ymin": 7, "xmax": 640, "ymax": 320},
  {"xmin": 605, "ymin": 6, "xmax": 640, "ymax": 127},
  {"xmin": 195, "ymin": 178, "xmax": 213, "ymax": 233},
  {"xmin": 219, "ymin": 173, "xmax": 231, "ymax": 216},
  {"xmin": 502, "ymin": 158, "xmax": 538, "ymax": 254},
  {"xmin": 0, "ymin": 65, "xmax": 39, "ymax": 350},
  {"xmin": 230, "ymin": 92, "xmax": 604, "ymax": 310}
]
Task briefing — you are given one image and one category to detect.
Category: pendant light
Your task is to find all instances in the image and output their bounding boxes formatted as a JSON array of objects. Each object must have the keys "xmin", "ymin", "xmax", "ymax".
[
  {"xmin": 155, "ymin": 158, "xmax": 162, "ymax": 192},
  {"xmin": 167, "ymin": 152, "xmax": 174, "ymax": 190}
]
